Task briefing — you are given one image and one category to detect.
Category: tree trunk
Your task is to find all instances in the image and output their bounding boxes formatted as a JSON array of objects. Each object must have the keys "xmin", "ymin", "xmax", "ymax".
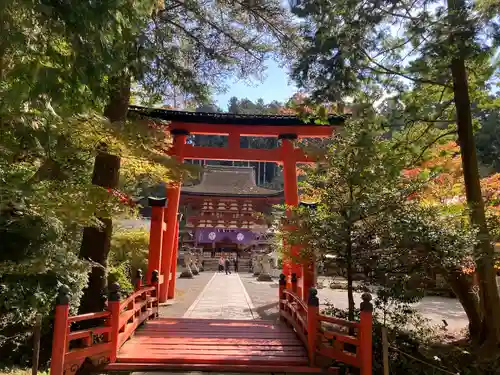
[
  {"xmin": 78, "ymin": 70, "xmax": 129, "ymax": 314},
  {"xmin": 103, "ymin": 72, "xmax": 132, "ymax": 123},
  {"xmin": 78, "ymin": 218, "xmax": 113, "ymax": 314},
  {"xmin": 446, "ymin": 271, "xmax": 482, "ymax": 341},
  {"xmin": 447, "ymin": 0, "xmax": 500, "ymax": 347},
  {"xmin": 346, "ymin": 241, "xmax": 355, "ymax": 321},
  {"xmin": 78, "ymin": 150, "xmax": 121, "ymax": 314}
]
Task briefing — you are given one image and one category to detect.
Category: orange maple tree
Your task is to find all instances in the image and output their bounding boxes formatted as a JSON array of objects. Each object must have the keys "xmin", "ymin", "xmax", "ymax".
[
  {"xmin": 408, "ymin": 141, "xmax": 499, "ymax": 212},
  {"xmin": 407, "ymin": 142, "xmax": 500, "ymax": 273}
]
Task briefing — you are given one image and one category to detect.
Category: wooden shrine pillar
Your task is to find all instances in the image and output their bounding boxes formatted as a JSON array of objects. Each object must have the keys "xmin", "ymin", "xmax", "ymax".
[
  {"xmin": 159, "ymin": 129, "xmax": 188, "ymax": 303},
  {"xmin": 299, "ymin": 201, "xmax": 317, "ymax": 301},
  {"xmin": 167, "ymin": 214, "xmax": 181, "ymax": 299},
  {"xmin": 147, "ymin": 197, "xmax": 166, "ymax": 289},
  {"xmin": 279, "ymin": 133, "xmax": 302, "ymax": 297}
]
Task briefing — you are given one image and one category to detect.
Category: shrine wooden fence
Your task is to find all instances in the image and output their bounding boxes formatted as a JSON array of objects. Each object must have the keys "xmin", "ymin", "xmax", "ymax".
[
  {"xmin": 49, "ymin": 272, "xmax": 159, "ymax": 375},
  {"xmin": 278, "ymin": 274, "xmax": 373, "ymax": 375}
]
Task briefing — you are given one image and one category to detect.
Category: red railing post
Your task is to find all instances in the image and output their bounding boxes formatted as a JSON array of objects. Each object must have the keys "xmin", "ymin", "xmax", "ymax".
[
  {"xmin": 291, "ymin": 272, "xmax": 298, "ymax": 295},
  {"xmin": 50, "ymin": 285, "xmax": 71, "ymax": 375},
  {"xmin": 134, "ymin": 269, "xmax": 143, "ymax": 291},
  {"xmin": 151, "ymin": 270, "xmax": 160, "ymax": 318},
  {"xmin": 359, "ymin": 293, "xmax": 373, "ymax": 375},
  {"xmin": 108, "ymin": 282, "xmax": 121, "ymax": 362},
  {"xmin": 147, "ymin": 197, "xmax": 166, "ymax": 286},
  {"xmin": 303, "ymin": 259, "xmax": 315, "ymax": 301},
  {"xmin": 278, "ymin": 273, "xmax": 287, "ymax": 316},
  {"xmin": 307, "ymin": 287, "xmax": 319, "ymax": 366},
  {"xmin": 167, "ymin": 217, "xmax": 181, "ymax": 299}
]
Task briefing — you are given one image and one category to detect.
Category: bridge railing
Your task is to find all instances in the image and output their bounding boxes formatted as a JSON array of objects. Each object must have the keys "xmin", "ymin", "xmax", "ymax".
[
  {"xmin": 50, "ymin": 270, "xmax": 159, "ymax": 375},
  {"xmin": 278, "ymin": 273, "xmax": 373, "ymax": 375}
]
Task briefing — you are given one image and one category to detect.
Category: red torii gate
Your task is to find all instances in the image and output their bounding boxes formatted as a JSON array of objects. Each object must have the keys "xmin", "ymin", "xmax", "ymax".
[
  {"xmin": 129, "ymin": 106, "xmax": 344, "ymax": 303},
  {"xmin": 48, "ymin": 107, "xmax": 375, "ymax": 375}
]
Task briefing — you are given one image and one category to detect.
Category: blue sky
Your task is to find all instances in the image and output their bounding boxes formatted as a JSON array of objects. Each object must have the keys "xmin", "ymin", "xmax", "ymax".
[{"xmin": 214, "ymin": 59, "xmax": 297, "ymax": 111}]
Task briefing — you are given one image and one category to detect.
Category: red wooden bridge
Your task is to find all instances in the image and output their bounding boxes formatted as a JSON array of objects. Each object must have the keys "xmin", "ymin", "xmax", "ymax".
[
  {"xmin": 50, "ymin": 273, "xmax": 373, "ymax": 375},
  {"xmin": 48, "ymin": 110, "xmax": 373, "ymax": 374}
]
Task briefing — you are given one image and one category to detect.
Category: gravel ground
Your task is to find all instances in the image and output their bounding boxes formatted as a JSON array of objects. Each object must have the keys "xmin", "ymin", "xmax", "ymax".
[
  {"xmin": 239, "ymin": 272, "xmax": 280, "ymax": 322},
  {"xmin": 158, "ymin": 271, "xmax": 215, "ymax": 318},
  {"xmin": 160, "ymin": 270, "xmax": 468, "ymax": 332},
  {"xmin": 133, "ymin": 372, "xmax": 293, "ymax": 375},
  {"xmin": 317, "ymin": 287, "xmax": 468, "ymax": 332},
  {"xmin": 242, "ymin": 273, "xmax": 468, "ymax": 333}
]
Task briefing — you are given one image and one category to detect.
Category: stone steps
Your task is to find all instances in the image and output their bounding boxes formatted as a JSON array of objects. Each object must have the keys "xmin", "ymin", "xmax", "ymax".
[{"xmin": 201, "ymin": 258, "xmax": 252, "ymax": 272}]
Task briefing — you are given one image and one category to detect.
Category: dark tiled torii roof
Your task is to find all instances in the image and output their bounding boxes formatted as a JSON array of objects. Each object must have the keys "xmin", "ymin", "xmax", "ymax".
[
  {"xmin": 128, "ymin": 105, "xmax": 345, "ymax": 126},
  {"xmin": 181, "ymin": 165, "xmax": 284, "ymax": 198}
]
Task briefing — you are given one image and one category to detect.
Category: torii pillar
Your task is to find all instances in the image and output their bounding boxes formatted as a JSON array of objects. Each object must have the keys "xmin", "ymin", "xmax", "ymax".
[
  {"xmin": 147, "ymin": 197, "xmax": 166, "ymax": 292},
  {"xmin": 159, "ymin": 129, "xmax": 188, "ymax": 303},
  {"xmin": 279, "ymin": 133, "xmax": 303, "ymax": 297},
  {"xmin": 168, "ymin": 214, "xmax": 181, "ymax": 299}
]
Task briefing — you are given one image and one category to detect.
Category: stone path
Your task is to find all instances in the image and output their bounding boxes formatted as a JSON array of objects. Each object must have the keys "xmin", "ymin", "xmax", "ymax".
[
  {"xmin": 239, "ymin": 273, "xmax": 280, "ymax": 322},
  {"xmin": 133, "ymin": 272, "xmax": 314, "ymax": 375},
  {"xmin": 159, "ymin": 271, "xmax": 215, "ymax": 318},
  {"xmin": 183, "ymin": 272, "xmax": 255, "ymax": 319}
]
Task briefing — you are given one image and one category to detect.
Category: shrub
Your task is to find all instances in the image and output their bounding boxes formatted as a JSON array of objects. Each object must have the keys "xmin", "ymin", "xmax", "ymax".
[
  {"xmin": 108, "ymin": 262, "xmax": 134, "ymax": 294},
  {"xmin": 109, "ymin": 227, "xmax": 149, "ymax": 277},
  {"xmin": 0, "ymin": 209, "xmax": 89, "ymax": 367},
  {"xmin": 321, "ymin": 304, "xmax": 500, "ymax": 375}
]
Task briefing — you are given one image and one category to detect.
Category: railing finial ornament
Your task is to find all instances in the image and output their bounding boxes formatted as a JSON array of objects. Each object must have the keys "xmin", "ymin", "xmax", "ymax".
[
  {"xmin": 308, "ymin": 287, "xmax": 319, "ymax": 307},
  {"xmin": 151, "ymin": 269, "xmax": 159, "ymax": 284},
  {"xmin": 56, "ymin": 284, "xmax": 71, "ymax": 305},
  {"xmin": 360, "ymin": 292, "xmax": 373, "ymax": 312},
  {"xmin": 108, "ymin": 282, "xmax": 121, "ymax": 302},
  {"xmin": 136, "ymin": 268, "xmax": 143, "ymax": 280},
  {"xmin": 279, "ymin": 273, "xmax": 287, "ymax": 286}
]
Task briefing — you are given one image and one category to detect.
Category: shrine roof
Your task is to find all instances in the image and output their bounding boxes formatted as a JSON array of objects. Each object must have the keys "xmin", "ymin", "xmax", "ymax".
[
  {"xmin": 128, "ymin": 105, "xmax": 345, "ymax": 126},
  {"xmin": 181, "ymin": 165, "xmax": 284, "ymax": 198}
]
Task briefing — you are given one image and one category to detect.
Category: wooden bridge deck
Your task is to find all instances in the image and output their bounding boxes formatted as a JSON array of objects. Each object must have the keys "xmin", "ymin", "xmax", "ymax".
[{"xmin": 106, "ymin": 317, "xmax": 319, "ymax": 373}]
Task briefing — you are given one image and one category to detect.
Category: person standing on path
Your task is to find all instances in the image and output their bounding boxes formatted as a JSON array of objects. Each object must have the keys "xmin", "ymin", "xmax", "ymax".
[
  {"xmin": 218, "ymin": 256, "xmax": 224, "ymax": 273},
  {"xmin": 224, "ymin": 257, "xmax": 231, "ymax": 275},
  {"xmin": 234, "ymin": 256, "xmax": 239, "ymax": 273}
]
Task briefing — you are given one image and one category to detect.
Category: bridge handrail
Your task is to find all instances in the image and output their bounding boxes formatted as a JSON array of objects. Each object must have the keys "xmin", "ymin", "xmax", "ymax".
[
  {"xmin": 317, "ymin": 314, "xmax": 360, "ymax": 329},
  {"xmin": 50, "ymin": 270, "xmax": 160, "ymax": 375},
  {"xmin": 278, "ymin": 274, "xmax": 373, "ymax": 375},
  {"xmin": 119, "ymin": 285, "xmax": 156, "ymax": 311},
  {"xmin": 281, "ymin": 289, "xmax": 309, "ymax": 345},
  {"xmin": 67, "ymin": 311, "xmax": 111, "ymax": 323},
  {"xmin": 115, "ymin": 284, "xmax": 158, "ymax": 349},
  {"xmin": 282, "ymin": 289, "xmax": 308, "ymax": 312}
]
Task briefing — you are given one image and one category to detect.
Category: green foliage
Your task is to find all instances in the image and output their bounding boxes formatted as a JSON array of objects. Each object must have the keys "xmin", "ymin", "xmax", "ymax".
[
  {"xmin": 276, "ymin": 118, "xmax": 480, "ymax": 328},
  {"xmin": 275, "ymin": 119, "xmax": 426, "ymax": 317},
  {"xmin": 227, "ymin": 96, "xmax": 285, "ymax": 115},
  {"xmin": 291, "ymin": 0, "xmax": 500, "ymax": 345},
  {"xmin": 323, "ymin": 304, "xmax": 500, "ymax": 375},
  {"xmin": 133, "ymin": 2, "xmax": 299, "ymax": 105},
  {"xmin": 276, "ymin": 118, "xmax": 419, "ymax": 256},
  {"xmin": 0, "ymin": 108, "xmax": 179, "ymax": 226},
  {"xmin": 291, "ymin": 0, "xmax": 498, "ymax": 105},
  {"xmin": 475, "ymin": 101, "xmax": 500, "ymax": 173},
  {"xmin": 0, "ymin": 0, "xmax": 156, "ymax": 115},
  {"xmin": 107, "ymin": 226, "xmax": 151, "ymax": 295},
  {"xmin": 109, "ymin": 227, "xmax": 150, "ymax": 274},
  {"xmin": 0, "ymin": 207, "xmax": 89, "ymax": 366},
  {"xmin": 0, "ymin": 0, "xmax": 299, "ymax": 369},
  {"xmin": 0, "ymin": 369, "xmax": 49, "ymax": 375},
  {"xmin": 108, "ymin": 262, "xmax": 134, "ymax": 295}
]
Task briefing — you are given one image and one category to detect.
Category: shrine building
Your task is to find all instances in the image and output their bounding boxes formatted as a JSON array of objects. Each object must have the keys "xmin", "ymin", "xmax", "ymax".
[{"xmin": 180, "ymin": 165, "xmax": 283, "ymax": 259}]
